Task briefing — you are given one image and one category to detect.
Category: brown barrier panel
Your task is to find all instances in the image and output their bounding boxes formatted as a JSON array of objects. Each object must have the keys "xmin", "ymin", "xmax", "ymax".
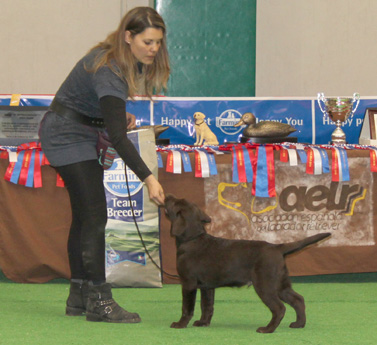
[
  {"xmin": 0, "ymin": 149, "xmax": 376, "ymax": 283},
  {"xmin": 0, "ymin": 163, "xmax": 71, "ymax": 282},
  {"xmin": 159, "ymin": 149, "xmax": 377, "ymax": 283}
]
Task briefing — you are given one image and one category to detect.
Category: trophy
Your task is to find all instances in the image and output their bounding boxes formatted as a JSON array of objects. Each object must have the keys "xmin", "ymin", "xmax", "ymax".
[{"xmin": 317, "ymin": 92, "xmax": 360, "ymax": 144}]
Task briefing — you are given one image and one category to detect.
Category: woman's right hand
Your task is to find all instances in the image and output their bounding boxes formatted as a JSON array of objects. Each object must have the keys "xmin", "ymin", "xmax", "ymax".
[{"xmin": 143, "ymin": 174, "xmax": 165, "ymax": 206}]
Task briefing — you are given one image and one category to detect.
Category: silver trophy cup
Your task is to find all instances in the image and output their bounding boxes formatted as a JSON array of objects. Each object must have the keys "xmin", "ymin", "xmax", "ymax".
[{"xmin": 317, "ymin": 93, "xmax": 360, "ymax": 144}]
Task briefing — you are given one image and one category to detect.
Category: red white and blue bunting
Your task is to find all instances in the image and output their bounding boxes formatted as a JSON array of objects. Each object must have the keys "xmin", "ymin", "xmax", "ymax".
[{"xmin": 1, "ymin": 142, "xmax": 377, "ymax": 197}]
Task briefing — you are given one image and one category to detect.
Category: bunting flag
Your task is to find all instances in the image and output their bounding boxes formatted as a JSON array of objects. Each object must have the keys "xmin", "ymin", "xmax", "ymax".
[
  {"xmin": 25, "ymin": 150, "xmax": 36, "ymax": 187},
  {"xmin": 306, "ymin": 148, "xmax": 314, "ymax": 174},
  {"xmin": 331, "ymin": 147, "xmax": 350, "ymax": 182},
  {"xmin": 157, "ymin": 151, "xmax": 163, "ymax": 168},
  {"xmin": 166, "ymin": 150, "xmax": 174, "ymax": 173},
  {"xmin": 297, "ymin": 149, "xmax": 307, "ymax": 163},
  {"xmin": 253, "ymin": 145, "xmax": 276, "ymax": 197},
  {"xmin": 18, "ymin": 150, "xmax": 32, "ymax": 185},
  {"xmin": 294, "ymin": 146, "xmax": 307, "ymax": 163},
  {"xmin": 287, "ymin": 149, "xmax": 298, "ymax": 166},
  {"xmin": 280, "ymin": 148, "xmax": 289, "ymax": 162},
  {"xmin": 266, "ymin": 146, "xmax": 276, "ymax": 197},
  {"xmin": 317, "ymin": 148, "xmax": 330, "ymax": 173},
  {"xmin": 195, "ymin": 150, "xmax": 210, "ymax": 178},
  {"xmin": 331, "ymin": 148, "xmax": 340, "ymax": 182},
  {"xmin": 231, "ymin": 145, "xmax": 254, "ymax": 183},
  {"xmin": 312, "ymin": 147, "xmax": 323, "ymax": 175},
  {"xmin": 4, "ymin": 149, "xmax": 40, "ymax": 187},
  {"xmin": 306, "ymin": 147, "xmax": 323, "ymax": 175},
  {"xmin": 33, "ymin": 150, "xmax": 43, "ymax": 188},
  {"xmin": 206, "ymin": 151, "xmax": 217, "ymax": 176},
  {"xmin": 4, "ymin": 161, "xmax": 16, "ymax": 182},
  {"xmin": 2, "ymin": 142, "xmax": 46, "ymax": 187},
  {"xmin": 181, "ymin": 151, "xmax": 192, "ymax": 172},
  {"xmin": 173, "ymin": 150, "xmax": 182, "ymax": 174},
  {"xmin": 235, "ymin": 145, "xmax": 247, "ymax": 182},
  {"xmin": 0, "ymin": 142, "xmax": 372, "ymax": 189},
  {"xmin": 0, "ymin": 147, "xmax": 18, "ymax": 162},
  {"xmin": 337, "ymin": 147, "xmax": 350, "ymax": 181},
  {"xmin": 9, "ymin": 150, "xmax": 24, "ymax": 184},
  {"xmin": 370, "ymin": 149, "xmax": 377, "ymax": 172},
  {"xmin": 205, "ymin": 146, "xmax": 224, "ymax": 155},
  {"xmin": 9, "ymin": 150, "xmax": 18, "ymax": 162},
  {"xmin": 243, "ymin": 146, "xmax": 254, "ymax": 183},
  {"xmin": 166, "ymin": 150, "xmax": 182, "ymax": 174},
  {"xmin": 17, "ymin": 142, "xmax": 40, "ymax": 151},
  {"xmin": 231, "ymin": 147, "xmax": 239, "ymax": 182}
]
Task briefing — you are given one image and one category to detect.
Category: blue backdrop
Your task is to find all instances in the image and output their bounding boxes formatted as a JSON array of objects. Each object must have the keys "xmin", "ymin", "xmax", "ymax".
[{"xmin": 1, "ymin": 95, "xmax": 377, "ymax": 145}]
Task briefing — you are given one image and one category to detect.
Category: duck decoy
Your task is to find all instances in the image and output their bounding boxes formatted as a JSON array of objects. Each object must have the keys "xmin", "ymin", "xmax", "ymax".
[{"xmin": 234, "ymin": 112, "xmax": 296, "ymax": 138}]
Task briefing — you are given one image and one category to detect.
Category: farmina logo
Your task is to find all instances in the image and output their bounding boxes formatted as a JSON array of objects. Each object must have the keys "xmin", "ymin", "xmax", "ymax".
[
  {"xmin": 104, "ymin": 158, "xmax": 143, "ymax": 197},
  {"xmin": 216, "ymin": 109, "xmax": 244, "ymax": 135}
]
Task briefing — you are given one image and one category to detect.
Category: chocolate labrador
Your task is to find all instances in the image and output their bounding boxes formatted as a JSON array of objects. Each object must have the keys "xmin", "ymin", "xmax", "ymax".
[{"xmin": 163, "ymin": 194, "xmax": 331, "ymax": 333}]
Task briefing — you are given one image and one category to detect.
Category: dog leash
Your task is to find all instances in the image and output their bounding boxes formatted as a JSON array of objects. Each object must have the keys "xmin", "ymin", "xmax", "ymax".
[{"xmin": 124, "ymin": 171, "xmax": 180, "ymax": 280}]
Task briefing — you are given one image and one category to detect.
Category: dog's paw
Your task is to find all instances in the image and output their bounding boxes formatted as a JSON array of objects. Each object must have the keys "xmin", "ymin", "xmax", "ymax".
[
  {"xmin": 170, "ymin": 322, "xmax": 187, "ymax": 329},
  {"xmin": 193, "ymin": 320, "xmax": 210, "ymax": 327},
  {"xmin": 256, "ymin": 326, "xmax": 275, "ymax": 333},
  {"xmin": 289, "ymin": 321, "xmax": 305, "ymax": 329}
]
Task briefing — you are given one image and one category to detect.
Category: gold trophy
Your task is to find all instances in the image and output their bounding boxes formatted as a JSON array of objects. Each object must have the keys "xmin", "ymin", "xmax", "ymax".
[{"xmin": 317, "ymin": 93, "xmax": 360, "ymax": 144}]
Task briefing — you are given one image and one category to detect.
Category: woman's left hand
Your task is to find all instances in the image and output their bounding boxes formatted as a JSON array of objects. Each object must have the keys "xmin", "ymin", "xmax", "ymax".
[{"xmin": 143, "ymin": 174, "xmax": 165, "ymax": 206}]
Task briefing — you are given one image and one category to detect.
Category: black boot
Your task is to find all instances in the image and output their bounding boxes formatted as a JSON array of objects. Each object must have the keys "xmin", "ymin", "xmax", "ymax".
[
  {"xmin": 86, "ymin": 283, "xmax": 141, "ymax": 323},
  {"xmin": 66, "ymin": 280, "xmax": 89, "ymax": 316}
]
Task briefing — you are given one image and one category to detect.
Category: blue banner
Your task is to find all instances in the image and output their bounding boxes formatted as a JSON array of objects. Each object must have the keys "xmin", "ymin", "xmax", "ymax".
[
  {"xmin": 2, "ymin": 95, "xmax": 377, "ymax": 145},
  {"xmin": 153, "ymin": 99, "xmax": 311, "ymax": 145}
]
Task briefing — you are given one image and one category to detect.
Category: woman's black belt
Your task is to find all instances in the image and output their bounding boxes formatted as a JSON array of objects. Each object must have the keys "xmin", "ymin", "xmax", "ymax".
[{"xmin": 50, "ymin": 99, "xmax": 105, "ymax": 128}]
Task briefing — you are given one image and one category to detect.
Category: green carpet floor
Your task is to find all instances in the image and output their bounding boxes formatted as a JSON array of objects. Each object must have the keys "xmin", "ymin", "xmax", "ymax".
[{"xmin": 1, "ymin": 273, "xmax": 377, "ymax": 345}]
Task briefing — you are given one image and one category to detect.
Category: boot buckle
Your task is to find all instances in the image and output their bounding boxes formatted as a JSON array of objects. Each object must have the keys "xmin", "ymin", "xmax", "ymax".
[{"xmin": 104, "ymin": 306, "xmax": 112, "ymax": 314}]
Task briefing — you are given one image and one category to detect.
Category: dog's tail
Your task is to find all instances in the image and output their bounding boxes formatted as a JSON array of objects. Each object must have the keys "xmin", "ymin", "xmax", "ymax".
[{"xmin": 278, "ymin": 233, "xmax": 331, "ymax": 256}]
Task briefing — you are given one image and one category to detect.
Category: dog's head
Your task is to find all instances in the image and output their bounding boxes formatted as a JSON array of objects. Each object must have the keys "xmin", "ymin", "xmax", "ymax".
[
  {"xmin": 193, "ymin": 112, "xmax": 206, "ymax": 121},
  {"xmin": 164, "ymin": 194, "xmax": 211, "ymax": 242}
]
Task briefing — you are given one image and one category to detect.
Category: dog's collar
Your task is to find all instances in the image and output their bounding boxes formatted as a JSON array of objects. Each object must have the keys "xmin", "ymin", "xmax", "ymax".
[
  {"xmin": 176, "ymin": 232, "xmax": 205, "ymax": 245},
  {"xmin": 195, "ymin": 121, "xmax": 205, "ymax": 126}
]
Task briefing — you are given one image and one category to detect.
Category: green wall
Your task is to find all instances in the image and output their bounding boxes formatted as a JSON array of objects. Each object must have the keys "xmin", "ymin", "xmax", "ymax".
[{"xmin": 156, "ymin": 0, "xmax": 256, "ymax": 97}]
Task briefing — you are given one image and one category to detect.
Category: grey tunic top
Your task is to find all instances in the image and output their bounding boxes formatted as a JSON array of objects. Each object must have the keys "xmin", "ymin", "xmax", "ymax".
[{"xmin": 39, "ymin": 48, "xmax": 152, "ymax": 181}]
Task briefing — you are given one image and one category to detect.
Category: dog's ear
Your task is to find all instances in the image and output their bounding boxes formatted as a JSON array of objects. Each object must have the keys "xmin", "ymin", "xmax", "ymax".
[{"xmin": 199, "ymin": 208, "xmax": 211, "ymax": 223}]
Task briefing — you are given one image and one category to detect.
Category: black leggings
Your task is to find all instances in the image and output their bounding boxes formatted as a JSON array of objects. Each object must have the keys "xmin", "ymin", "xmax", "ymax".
[{"xmin": 56, "ymin": 160, "xmax": 107, "ymax": 282}]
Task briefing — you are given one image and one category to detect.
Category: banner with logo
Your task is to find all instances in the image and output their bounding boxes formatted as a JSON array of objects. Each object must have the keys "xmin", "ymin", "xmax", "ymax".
[
  {"xmin": 104, "ymin": 129, "xmax": 162, "ymax": 287},
  {"xmin": 153, "ymin": 98, "xmax": 311, "ymax": 145},
  {"xmin": 210, "ymin": 156, "xmax": 373, "ymax": 247},
  {"xmin": 3, "ymin": 94, "xmax": 377, "ymax": 145}
]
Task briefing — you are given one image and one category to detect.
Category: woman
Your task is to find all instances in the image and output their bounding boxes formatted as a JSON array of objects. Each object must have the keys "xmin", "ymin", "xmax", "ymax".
[{"xmin": 39, "ymin": 7, "xmax": 170, "ymax": 323}]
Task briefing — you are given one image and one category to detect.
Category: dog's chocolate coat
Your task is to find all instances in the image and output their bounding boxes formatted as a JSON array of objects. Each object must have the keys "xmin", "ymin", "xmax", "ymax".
[{"xmin": 164, "ymin": 194, "xmax": 331, "ymax": 333}]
